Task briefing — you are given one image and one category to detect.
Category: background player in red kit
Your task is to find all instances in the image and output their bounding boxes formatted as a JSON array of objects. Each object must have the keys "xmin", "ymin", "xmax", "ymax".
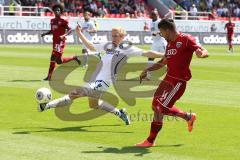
[
  {"xmin": 224, "ymin": 17, "xmax": 235, "ymax": 53},
  {"xmin": 136, "ymin": 19, "xmax": 209, "ymax": 147},
  {"xmin": 41, "ymin": 4, "xmax": 80, "ymax": 81}
]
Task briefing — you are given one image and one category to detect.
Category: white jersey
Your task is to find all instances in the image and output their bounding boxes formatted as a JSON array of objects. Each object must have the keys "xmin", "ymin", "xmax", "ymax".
[
  {"xmin": 150, "ymin": 19, "xmax": 167, "ymax": 52},
  {"xmin": 81, "ymin": 20, "xmax": 96, "ymax": 41},
  {"xmin": 90, "ymin": 42, "xmax": 143, "ymax": 85}
]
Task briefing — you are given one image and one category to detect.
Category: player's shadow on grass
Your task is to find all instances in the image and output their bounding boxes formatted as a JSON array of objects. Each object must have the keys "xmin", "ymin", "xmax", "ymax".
[
  {"xmin": 82, "ymin": 146, "xmax": 151, "ymax": 157},
  {"xmin": 12, "ymin": 124, "xmax": 133, "ymax": 134},
  {"xmin": 9, "ymin": 80, "xmax": 42, "ymax": 82},
  {"xmin": 82, "ymin": 144, "xmax": 184, "ymax": 157}
]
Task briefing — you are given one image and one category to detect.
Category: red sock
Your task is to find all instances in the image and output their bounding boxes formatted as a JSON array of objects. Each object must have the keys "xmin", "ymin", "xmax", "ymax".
[
  {"xmin": 47, "ymin": 61, "xmax": 56, "ymax": 79},
  {"xmin": 62, "ymin": 57, "xmax": 75, "ymax": 63},
  {"xmin": 147, "ymin": 121, "xmax": 163, "ymax": 143},
  {"xmin": 167, "ymin": 106, "xmax": 188, "ymax": 120}
]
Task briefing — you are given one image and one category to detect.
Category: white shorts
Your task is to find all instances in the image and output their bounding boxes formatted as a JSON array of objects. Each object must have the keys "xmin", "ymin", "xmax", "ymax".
[
  {"xmin": 80, "ymin": 80, "xmax": 110, "ymax": 99},
  {"xmin": 88, "ymin": 80, "xmax": 110, "ymax": 92}
]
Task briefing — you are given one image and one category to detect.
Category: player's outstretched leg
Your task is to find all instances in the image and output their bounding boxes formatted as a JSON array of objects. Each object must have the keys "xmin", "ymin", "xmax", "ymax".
[
  {"xmin": 93, "ymin": 99, "xmax": 130, "ymax": 125},
  {"xmin": 62, "ymin": 56, "xmax": 81, "ymax": 65},
  {"xmin": 38, "ymin": 95, "xmax": 72, "ymax": 112}
]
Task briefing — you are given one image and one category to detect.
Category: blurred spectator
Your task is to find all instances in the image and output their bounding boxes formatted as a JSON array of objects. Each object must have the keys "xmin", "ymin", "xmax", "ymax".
[
  {"xmin": 135, "ymin": 11, "xmax": 144, "ymax": 19},
  {"xmin": 143, "ymin": 21, "xmax": 150, "ymax": 31},
  {"xmin": 189, "ymin": 4, "xmax": 197, "ymax": 17},
  {"xmin": 17, "ymin": 0, "xmax": 149, "ymax": 18},
  {"xmin": 175, "ymin": 0, "xmax": 240, "ymax": 18},
  {"xmin": 90, "ymin": 1, "xmax": 98, "ymax": 17},
  {"xmin": 210, "ymin": 23, "xmax": 217, "ymax": 32},
  {"xmin": 125, "ymin": 12, "xmax": 130, "ymax": 19},
  {"xmin": 208, "ymin": 9, "xmax": 217, "ymax": 19}
]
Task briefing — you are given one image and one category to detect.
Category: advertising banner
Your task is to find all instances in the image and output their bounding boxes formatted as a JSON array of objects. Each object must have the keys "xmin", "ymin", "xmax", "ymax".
[
  {"xmin": 0, "ymin": 16, "xmax": 240, "ymax": 33},
  {"xmin": 0, "ymin": 30, "xmax": 239, "ymax": 45}
]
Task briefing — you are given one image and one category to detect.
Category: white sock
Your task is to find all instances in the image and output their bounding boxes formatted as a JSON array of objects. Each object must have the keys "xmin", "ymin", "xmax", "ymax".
[
  {"xmin": 45, "ymin": 95, "xmax": 72, "ymax": 109},
  {"xmin": 83, "ymin": 53, "xmax": 88, "ymax": 66},
  {"xmin": 98, "ymin": 100, "xmax": 121, "ymax": 117},
  {"xmin": 147, "ymin": 60, "xmax": 154, "ymax": 67}
]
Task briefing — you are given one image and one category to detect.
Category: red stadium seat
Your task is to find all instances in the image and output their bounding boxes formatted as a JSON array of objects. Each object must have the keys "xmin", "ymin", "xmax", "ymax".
[
  {"xmin": 120, "ymin": 14, "xmax": 126, "ymax": 18},
  {"xmin": 115, "ymin": 14, "xmax": 121, "ymax": 18},
  {"xmin": 110, "ymin": 14, "xmax": 116, "ymax": 18}
]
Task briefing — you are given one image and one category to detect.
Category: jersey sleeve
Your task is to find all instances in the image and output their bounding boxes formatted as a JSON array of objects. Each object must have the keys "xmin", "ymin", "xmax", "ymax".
[
  {"xmin": 186, "ymin": 35, "xmax": 201, "ymax": 52},
  {"xmin": 93, "ymin": 42, "xmax": 108, "ymax": 53},
  {"xmin": 125, "ymin": 46, "xmax": 143, "ymax": 57}
]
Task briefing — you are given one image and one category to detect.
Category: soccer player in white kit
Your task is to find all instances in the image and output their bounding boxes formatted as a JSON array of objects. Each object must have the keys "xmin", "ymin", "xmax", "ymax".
[
  {"xmin": 81, "ymin": 11, "xmax": 97, "ymax": 67},
  {"xmin": 147, "ymin": 11, "xmax": 167, "ymax": 80},
  {"xmin": 38, "ymin": 25, "xmax": 165, "ymax": 125}
]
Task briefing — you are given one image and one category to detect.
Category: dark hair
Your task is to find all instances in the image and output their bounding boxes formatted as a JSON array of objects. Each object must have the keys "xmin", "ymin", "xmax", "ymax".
[
  {"xmin": 52, "ymin": 4, "xmax": 64, "ymax": 13},
  {"xmin": 158, "ymin": 19, "xmax": 176, "ymax": 31}
]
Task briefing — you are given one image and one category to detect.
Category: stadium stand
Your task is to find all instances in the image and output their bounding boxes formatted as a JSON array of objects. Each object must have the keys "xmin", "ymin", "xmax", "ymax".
[
  {"xmin": 0, "ymin": 0, "xmax": 239, "ymax": 20},
  {"xmin": 175, "ymin": 0, "xmax": 240, "ymax": 18}
]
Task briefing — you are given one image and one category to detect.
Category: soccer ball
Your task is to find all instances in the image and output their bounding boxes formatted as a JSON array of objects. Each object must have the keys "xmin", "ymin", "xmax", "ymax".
[{"xmin": 36, "ymin": 88, "xmax": 52, "ymax": 103}]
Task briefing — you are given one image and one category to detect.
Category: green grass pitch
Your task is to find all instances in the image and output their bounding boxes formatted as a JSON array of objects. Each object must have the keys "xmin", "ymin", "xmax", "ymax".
[{"xmin": 0, "ymin": 44, "xmax": 239, "ymax": 160}]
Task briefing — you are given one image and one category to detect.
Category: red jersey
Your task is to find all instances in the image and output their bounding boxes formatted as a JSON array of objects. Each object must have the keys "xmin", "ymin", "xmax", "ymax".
[
  {"xmin": 50, "ymin": 17, "xmax": 70, "ymax": 46},
  {"xmin": 225, "ymin": 22, "xmax": 235, "ymax": 35},
  {"xmin": 165, "ymin": 33, "xmax": 201, "ymax": 81}
]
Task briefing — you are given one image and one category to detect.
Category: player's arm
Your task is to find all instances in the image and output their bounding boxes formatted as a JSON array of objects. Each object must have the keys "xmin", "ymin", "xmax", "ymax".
[
  {"xmin": 140, "ymin": 57, "xmax": 167, "ymax": 83},
  {"xmin": 195, "ymin": 47, "xmax": 209, "ymax": 58},
  {"xmin": 60, "ymin": 25, "xmax": 72, "ymax": 40},
  {"xmin": 76, "ymin": 24, "xmax": 96, "ymax": 52},
  {"xmin": 41, "ymin": 30, "xmax": 52, "ymax": 37},
  {"xmin": 142, "ymin": 50, "xmax": 165, "ymax": 58}
]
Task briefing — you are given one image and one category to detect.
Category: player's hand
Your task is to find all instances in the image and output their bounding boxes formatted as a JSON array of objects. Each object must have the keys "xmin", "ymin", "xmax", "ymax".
[
  {"xmin": 139, "ymin": 70, "xmax": 148, "ymax": 84},
  {"xmin": 60, "ymin": 35, "xmax": 66, "ymax": 40}
]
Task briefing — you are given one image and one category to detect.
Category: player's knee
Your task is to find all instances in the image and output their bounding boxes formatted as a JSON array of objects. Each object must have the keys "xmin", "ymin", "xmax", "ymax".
[
  {"xmin": 148, "ymin": 58, "xmax": 154, "ymax": 61},
  {"xmin": 88, "ymin": 100, "xmax": 98, "ymax": 109}
]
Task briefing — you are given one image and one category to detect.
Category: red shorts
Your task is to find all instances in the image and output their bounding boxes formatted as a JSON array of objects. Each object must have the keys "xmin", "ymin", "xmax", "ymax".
[
  {"xmin": 227, "ymin": 34, "xmax": 233, "ymax": 42},
  {"xmin": 51, "ymin": 51, "xmax": 63, "ymax": 63},
  {"xmin": 152, "ymin": 75, "xmax": 186, "ymax": 113},
  {"xmin": 51, "ymin": 42, "xmax": 65, "ymax": 63}
]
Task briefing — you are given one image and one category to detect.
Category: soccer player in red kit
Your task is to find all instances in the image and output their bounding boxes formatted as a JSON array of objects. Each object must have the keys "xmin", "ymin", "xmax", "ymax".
[
  {"xmin": 224, "ymin": 17, "xmax": 235, "ymax": 53},
  {"xmin": 136, "ymin": 19, "xmax": 209, "ymax": 147},
  {"xmin": 41, "ymin": 4, "xmax": 80, "ymax": 81}
]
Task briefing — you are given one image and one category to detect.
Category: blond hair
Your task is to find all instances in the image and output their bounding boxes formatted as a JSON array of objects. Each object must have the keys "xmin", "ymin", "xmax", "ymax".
[{"xmin": 112, "ymin": 27, "xmax": 127, "ymax": 37}]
